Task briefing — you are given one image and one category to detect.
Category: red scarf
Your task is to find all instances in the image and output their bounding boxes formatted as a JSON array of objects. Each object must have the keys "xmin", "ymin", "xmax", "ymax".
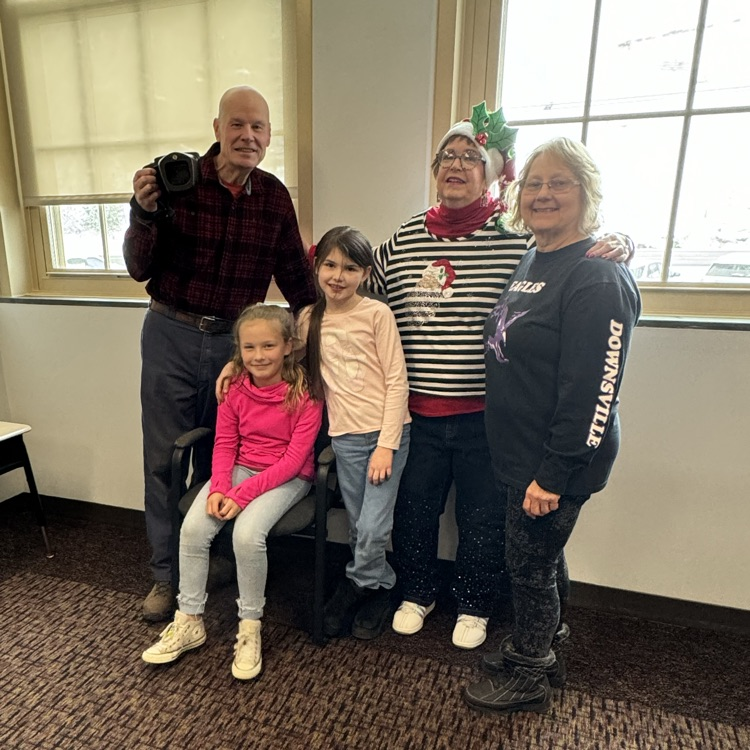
[{"xmin": 425, "ymin": 192, "xmax": 499, "ymax": 238}]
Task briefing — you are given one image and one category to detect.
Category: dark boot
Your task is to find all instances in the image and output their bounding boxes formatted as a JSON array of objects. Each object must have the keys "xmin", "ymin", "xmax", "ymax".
[
  {"xmin": 481, "ymin": 628, "xmax": 568, "ymax": 688},
  {"xmin": 351, "ymin": 587, "xmax": 393, "ymax": 640},
  {"xmin": 323, "ymin": 577, "xmax": 364, "ymax": 637},
  {"xmin": 465, "ymin": 640, "xmax": 556, "ymax": 715}
]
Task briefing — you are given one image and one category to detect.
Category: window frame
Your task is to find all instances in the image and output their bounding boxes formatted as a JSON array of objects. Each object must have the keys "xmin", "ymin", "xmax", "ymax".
[
  {"xmin": 0, "ymin": 0, "xmax": 312, "ymax": 303},
  {"xmin": 437, "ymin": 0, "xmax": 750, "ymax": 320}
]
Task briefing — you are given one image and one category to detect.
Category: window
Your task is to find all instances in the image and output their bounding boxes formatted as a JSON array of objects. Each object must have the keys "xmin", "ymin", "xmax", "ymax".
[
  {"xmin": 494, "ymin": 0, "xmax": 750, "ymax": 317},
  {"xmin": 0, "ymin": 0, "xmax": 310, "ymax": 298}
]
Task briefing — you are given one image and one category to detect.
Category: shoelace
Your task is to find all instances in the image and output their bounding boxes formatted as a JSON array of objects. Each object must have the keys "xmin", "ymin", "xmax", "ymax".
[
  {"xmin": 235, "ymin": 632, "xmax": 259, "ymax": 661},
  {"xmin": 399, "ymin": 602, "xmax": 427, "ymax": 616},
  {"xmin": 156, "ymin": 621, "xmax": 188, "ymax": 649},
  {"xmin": 456, "ymin": 615, "xmax": 487, "ymax": 629}
]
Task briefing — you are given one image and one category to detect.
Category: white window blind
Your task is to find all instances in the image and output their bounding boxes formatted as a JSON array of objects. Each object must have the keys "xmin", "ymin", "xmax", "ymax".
[{"xmin": 1, "ymin": 0, "xmax": 298, "ymax": 203}]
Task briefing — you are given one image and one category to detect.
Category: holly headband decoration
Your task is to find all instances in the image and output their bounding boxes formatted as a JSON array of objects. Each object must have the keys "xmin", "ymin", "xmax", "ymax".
[
  {"xmin": 438, "ymin": 101, "xmax": 519, "ymax": 192},
  {"xmin": 465, "ymin": 101, "xmax": 518, "ymax": 159}
]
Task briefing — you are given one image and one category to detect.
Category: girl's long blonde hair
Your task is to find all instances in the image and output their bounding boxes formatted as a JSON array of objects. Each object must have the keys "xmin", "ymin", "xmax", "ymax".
[{"xmin": 231, "ymin": 304, "xmax": 309, "ymax": 412}]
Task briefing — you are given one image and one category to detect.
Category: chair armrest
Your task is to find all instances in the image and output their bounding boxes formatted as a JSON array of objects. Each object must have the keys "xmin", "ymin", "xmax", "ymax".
[
  {"xmin": 316, "ymin": 444, "xmax": 335, "ymax": 468},
  {"xmin": 174, "ymin": 427, "xmax": 213, "ymax": 451},
  {"xmin": 169, "ymin": 428, "xmax": 214, "ymax": 510}
]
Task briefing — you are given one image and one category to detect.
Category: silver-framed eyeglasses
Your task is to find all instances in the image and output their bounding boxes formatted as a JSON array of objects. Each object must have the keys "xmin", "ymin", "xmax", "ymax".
[
  {"xmin": 437, "ymin": 148, "xmax": 486, "ymax": 170},
  {"xmin": 521, "ymin": 179, "xmax": 581, "ymax": 194}
]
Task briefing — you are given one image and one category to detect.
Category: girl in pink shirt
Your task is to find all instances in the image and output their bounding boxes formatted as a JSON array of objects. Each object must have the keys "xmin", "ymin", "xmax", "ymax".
[
  {"xmin": 142, "ymin": 304, "xmax": 323, "ymax": 680},
  {"xmin": 298, "ymin": 226, "xmax": 411, "ymax": 641}
]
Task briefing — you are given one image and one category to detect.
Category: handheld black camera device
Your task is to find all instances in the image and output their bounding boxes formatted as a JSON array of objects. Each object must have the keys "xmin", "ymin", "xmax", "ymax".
[{"xmin": 153, "ymin": 151, "xmax": 200, "ymax": 195}]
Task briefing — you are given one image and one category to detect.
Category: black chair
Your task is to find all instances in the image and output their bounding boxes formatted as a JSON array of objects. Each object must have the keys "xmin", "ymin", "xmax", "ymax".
[
  {"xmin": 0, "ymin": 421, "xmax": 54, "ymax": 558},
  {"xmin": 168, "ymin": 426, "xmax": 336, "ymax": 645}
]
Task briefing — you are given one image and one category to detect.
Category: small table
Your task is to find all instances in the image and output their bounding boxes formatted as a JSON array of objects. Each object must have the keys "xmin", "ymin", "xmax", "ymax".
[{"xmin": 0, "ymin": 422, "xmax": 54, "ymax": 558}]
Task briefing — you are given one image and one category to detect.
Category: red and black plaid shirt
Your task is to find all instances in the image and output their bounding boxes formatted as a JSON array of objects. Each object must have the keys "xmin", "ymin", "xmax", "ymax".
[{"xmin": 124, "ymin": 143, "xmax": 316, "ymax": 319}]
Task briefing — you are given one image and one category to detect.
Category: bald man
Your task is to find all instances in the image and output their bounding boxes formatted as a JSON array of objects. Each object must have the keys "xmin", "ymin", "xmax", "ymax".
[{"xmin": 124, "ymin": 86, "xmax": 316, "ymax": 621}]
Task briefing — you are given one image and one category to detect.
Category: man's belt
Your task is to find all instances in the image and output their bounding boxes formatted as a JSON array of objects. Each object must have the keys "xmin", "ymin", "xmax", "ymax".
[{"xmin": 149, "ymin": 299, "xmax": 234, "ymax": 334}]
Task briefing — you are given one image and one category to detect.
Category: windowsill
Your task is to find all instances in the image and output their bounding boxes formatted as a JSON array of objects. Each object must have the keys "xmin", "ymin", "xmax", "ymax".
[
  {"xmin": 0, "ymin": 295, "xmax": 147, "ymax": 309},
  {"xmin": 2, "ymin": 296, "xmax": 749, "ymax": 330},
  {"xmin": 638, "ymin": 315, "xmax": 750, "ymax": 331}
]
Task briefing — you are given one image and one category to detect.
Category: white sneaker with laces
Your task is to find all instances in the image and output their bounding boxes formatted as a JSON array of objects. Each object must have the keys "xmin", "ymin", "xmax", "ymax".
[
  {"xmin": 141, "ymin": 610, "xmax": 206, "ymax": 664},
  {"xmin": 392, "ymin": 601, "xmax": 435, "ymax": 635},
  {"xmin": 452, "ymin": 614, "xmax": 489, "ymax": 649},
  {"xmin": 232, "ymin": 619, "xmax": 262, "ymax": 680}
]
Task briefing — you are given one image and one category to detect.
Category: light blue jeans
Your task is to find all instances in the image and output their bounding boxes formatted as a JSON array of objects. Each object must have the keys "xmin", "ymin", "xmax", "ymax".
[
  {"xmin": 332, "ymin": 425, "xmax": 410, "ymax": 590},
  {"xmin": 177, "ymin": 464, "xmax": 310, "ymax": 620}
]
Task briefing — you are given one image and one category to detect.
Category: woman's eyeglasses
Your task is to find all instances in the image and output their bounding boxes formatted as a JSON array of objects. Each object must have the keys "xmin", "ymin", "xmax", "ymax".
[
  {"xmin": 437, "ymin": 149, "xmax": 486, "ymax": 170},
  {"xmin": 521, "ymin": 179, "xmax": 580, "ymax": 194}
]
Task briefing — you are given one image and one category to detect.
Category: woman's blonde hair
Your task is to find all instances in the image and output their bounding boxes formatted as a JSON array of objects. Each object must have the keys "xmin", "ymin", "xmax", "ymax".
[
  {"xmin": 231, "ymin": 304, "xmax": 309, "ymax": 411},
  {"xmin": 504, "ymin": 137, "xmax": 602, "ymax": 236}
]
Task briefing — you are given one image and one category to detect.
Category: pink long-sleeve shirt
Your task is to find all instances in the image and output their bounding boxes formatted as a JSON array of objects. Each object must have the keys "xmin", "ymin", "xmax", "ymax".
[{"xmin": 209, "ymin": 375, "xmax": 323, "ymax": 509}]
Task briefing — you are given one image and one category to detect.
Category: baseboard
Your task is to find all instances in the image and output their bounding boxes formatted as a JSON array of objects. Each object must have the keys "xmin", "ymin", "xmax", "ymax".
[
  {"xmin": 1, "ymin": 492, "xmax": 145, "ymax": 530},
  {"xmin": 569, "ymin": 581, "xmax": 750, "ymax": 636},
  {"xmin": 6, "ymin": 493, "xmax": 748, "ymax": 635}
]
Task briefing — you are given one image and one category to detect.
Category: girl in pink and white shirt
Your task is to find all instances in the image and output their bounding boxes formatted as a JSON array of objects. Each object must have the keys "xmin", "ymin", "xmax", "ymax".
[{"xmin": 142, "ymin": 304, "xmax": 323, "ymax": 680}]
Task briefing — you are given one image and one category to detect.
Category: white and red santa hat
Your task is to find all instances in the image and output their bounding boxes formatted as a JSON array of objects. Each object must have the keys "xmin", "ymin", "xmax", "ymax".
[{"xmin": 436, "ymin": 102, "xmax": 519, "ymax": 192}]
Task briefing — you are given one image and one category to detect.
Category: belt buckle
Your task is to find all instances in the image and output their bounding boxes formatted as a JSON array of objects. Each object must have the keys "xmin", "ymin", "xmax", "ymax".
[{"xmin": 198, "ymin": 315, "xmax": 217, "ymax": 332}]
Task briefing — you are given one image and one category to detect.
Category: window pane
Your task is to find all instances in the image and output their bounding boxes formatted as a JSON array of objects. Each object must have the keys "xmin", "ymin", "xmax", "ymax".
[
  {"xmin": 104, "ymin": 204, "xmax": 129, "ymax": 271},
  {"xmin": 590, "ymin": 0, "xmax": 701, "ymax": 116},
  {"xmin": 513, "ymin": 123, "xmax": 583, "ymax": 171},
  {"xmin": 694, "ymin": 1, "xmax": 750, "ymax": 109},
  {"xmin": 586, "ymin": 118, "xmax": 683, "ymax": 280},
  {"xmin": 499, "ymin": 0, "xmax": 596, "ymax": 120},
  {"xmin": 672, "ymin": 112, "xmax": 750, "ymax": 284},
  {"xmin": 49, "ymin": 204, "xmax": 129, "ymax": 271}
]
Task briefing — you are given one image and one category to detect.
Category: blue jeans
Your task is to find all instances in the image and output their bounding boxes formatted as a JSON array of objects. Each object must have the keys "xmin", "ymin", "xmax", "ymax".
[
  {"xmin": 140, "ymin": 310, "xmax": 234, "ymax": 582},
  {"xmin": 331, "ymin": 425, "xmax": 410, "ymax": 590},
  {"xmin": 391, "ymin": 412, "xmax": 506, "ymax": 616},
  {"xmin": 177, "ymin": 465, "xmax": 310, "ymax": 620},
  {"xmin": 502, "ymin": 483, "xmax": 589, "ymax": 657}
]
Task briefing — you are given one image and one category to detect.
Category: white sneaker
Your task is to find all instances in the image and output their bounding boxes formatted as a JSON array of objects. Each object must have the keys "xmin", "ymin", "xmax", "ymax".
[
  {"xmin": 232, "ymin": 619, "xmax": 262, "ymax": 680},
  {"xmin": 452, "ymin": 614, "xmax": 489, "ymax": 650},
  {"xmin": 392, "ymin": 601, "xmax": 435, "ymax": 635},
  {"xmin": 142, "ymin": 610, "xmax": 206, "ymax": 664}
]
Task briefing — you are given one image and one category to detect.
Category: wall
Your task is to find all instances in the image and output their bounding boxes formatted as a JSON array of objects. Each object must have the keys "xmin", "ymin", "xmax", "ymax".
[
  {"xmin": 0, "ymin": 1, "xmax": 748, "ymax": 612},
  {"xmin": 311, "ymin": 0, "xmax": 436, "ymax": 243}
]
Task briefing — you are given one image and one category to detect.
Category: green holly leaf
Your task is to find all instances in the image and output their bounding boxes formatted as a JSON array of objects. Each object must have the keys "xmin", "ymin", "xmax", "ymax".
[
  {"xmin": 487, "ymin": 124, "xmax": 518, "ymax": 154},
  {"xmin": 485, "ymin": 108, "xmax": 518, "ymax": 153},
  {"xmin": 470, "ymin": 102, "xmax": 490, "ymax": 134}
]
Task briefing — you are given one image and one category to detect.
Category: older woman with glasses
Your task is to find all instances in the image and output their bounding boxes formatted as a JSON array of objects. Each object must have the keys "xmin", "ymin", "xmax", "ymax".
[
  {"xmin": 367, "ymin": 105, "xmax": 630, "ymax": 648},
  {"xmin": 463, "ymin": 137, "xmax": 641, "ymax": 714}
]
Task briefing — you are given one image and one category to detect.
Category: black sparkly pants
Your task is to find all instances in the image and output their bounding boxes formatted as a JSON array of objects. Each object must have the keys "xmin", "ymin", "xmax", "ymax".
[{"xmin": 392, "ymin": 412, "xmax": 507, "ymax": 616}]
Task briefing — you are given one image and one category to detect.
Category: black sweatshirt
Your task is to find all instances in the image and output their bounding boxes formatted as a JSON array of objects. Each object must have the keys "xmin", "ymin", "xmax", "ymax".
[{"xmin": 483, "ymin": 238, "xmax": 641, "ymax": 496}]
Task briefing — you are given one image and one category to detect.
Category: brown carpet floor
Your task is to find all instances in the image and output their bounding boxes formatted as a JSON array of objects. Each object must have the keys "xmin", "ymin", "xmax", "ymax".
[{"xmin": 1, "ymin": 503, "xmax": 748, "ymax": 749}]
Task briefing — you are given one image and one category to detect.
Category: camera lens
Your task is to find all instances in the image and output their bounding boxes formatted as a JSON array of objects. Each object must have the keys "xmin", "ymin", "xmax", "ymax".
[{"xmin": 164, "ymin": 161, "xmax": 191, "ymax": 188}]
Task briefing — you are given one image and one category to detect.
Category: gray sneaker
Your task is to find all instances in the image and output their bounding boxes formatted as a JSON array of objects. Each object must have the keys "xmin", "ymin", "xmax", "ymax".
[
  {"xmin": 141, "ymin": 611, "xmax": 206, "ymax": 664},
  {"xmin": 142, "ymin": 582, "xmax": 175, "ymax": 622}
]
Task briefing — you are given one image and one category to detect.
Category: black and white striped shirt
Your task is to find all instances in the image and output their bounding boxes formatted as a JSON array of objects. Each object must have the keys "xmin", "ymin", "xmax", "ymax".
[{"xmin": 368, "ymin": 211, "xmax": 532, "ymax": 397}]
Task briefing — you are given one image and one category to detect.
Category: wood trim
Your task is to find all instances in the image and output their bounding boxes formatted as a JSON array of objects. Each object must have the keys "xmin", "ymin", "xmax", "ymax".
[{"xmin": 294, "ymin": 0, "xmax": 313, "ymax": 248}]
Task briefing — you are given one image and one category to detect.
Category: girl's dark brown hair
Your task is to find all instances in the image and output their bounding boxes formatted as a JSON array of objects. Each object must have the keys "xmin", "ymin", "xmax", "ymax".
[
  {"xmin": 231, "ymin": 303, "xmax": 308, "ymax": 411},
  {"xmin": 306, "ymin": 226, "xmax": 373, "ymax": 401}
]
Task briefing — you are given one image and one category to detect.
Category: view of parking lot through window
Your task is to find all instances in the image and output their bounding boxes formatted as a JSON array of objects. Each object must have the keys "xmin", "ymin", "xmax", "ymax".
[{"xmin": 499, "ymin": 0, "xmax": 749, "ymax": 285}]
